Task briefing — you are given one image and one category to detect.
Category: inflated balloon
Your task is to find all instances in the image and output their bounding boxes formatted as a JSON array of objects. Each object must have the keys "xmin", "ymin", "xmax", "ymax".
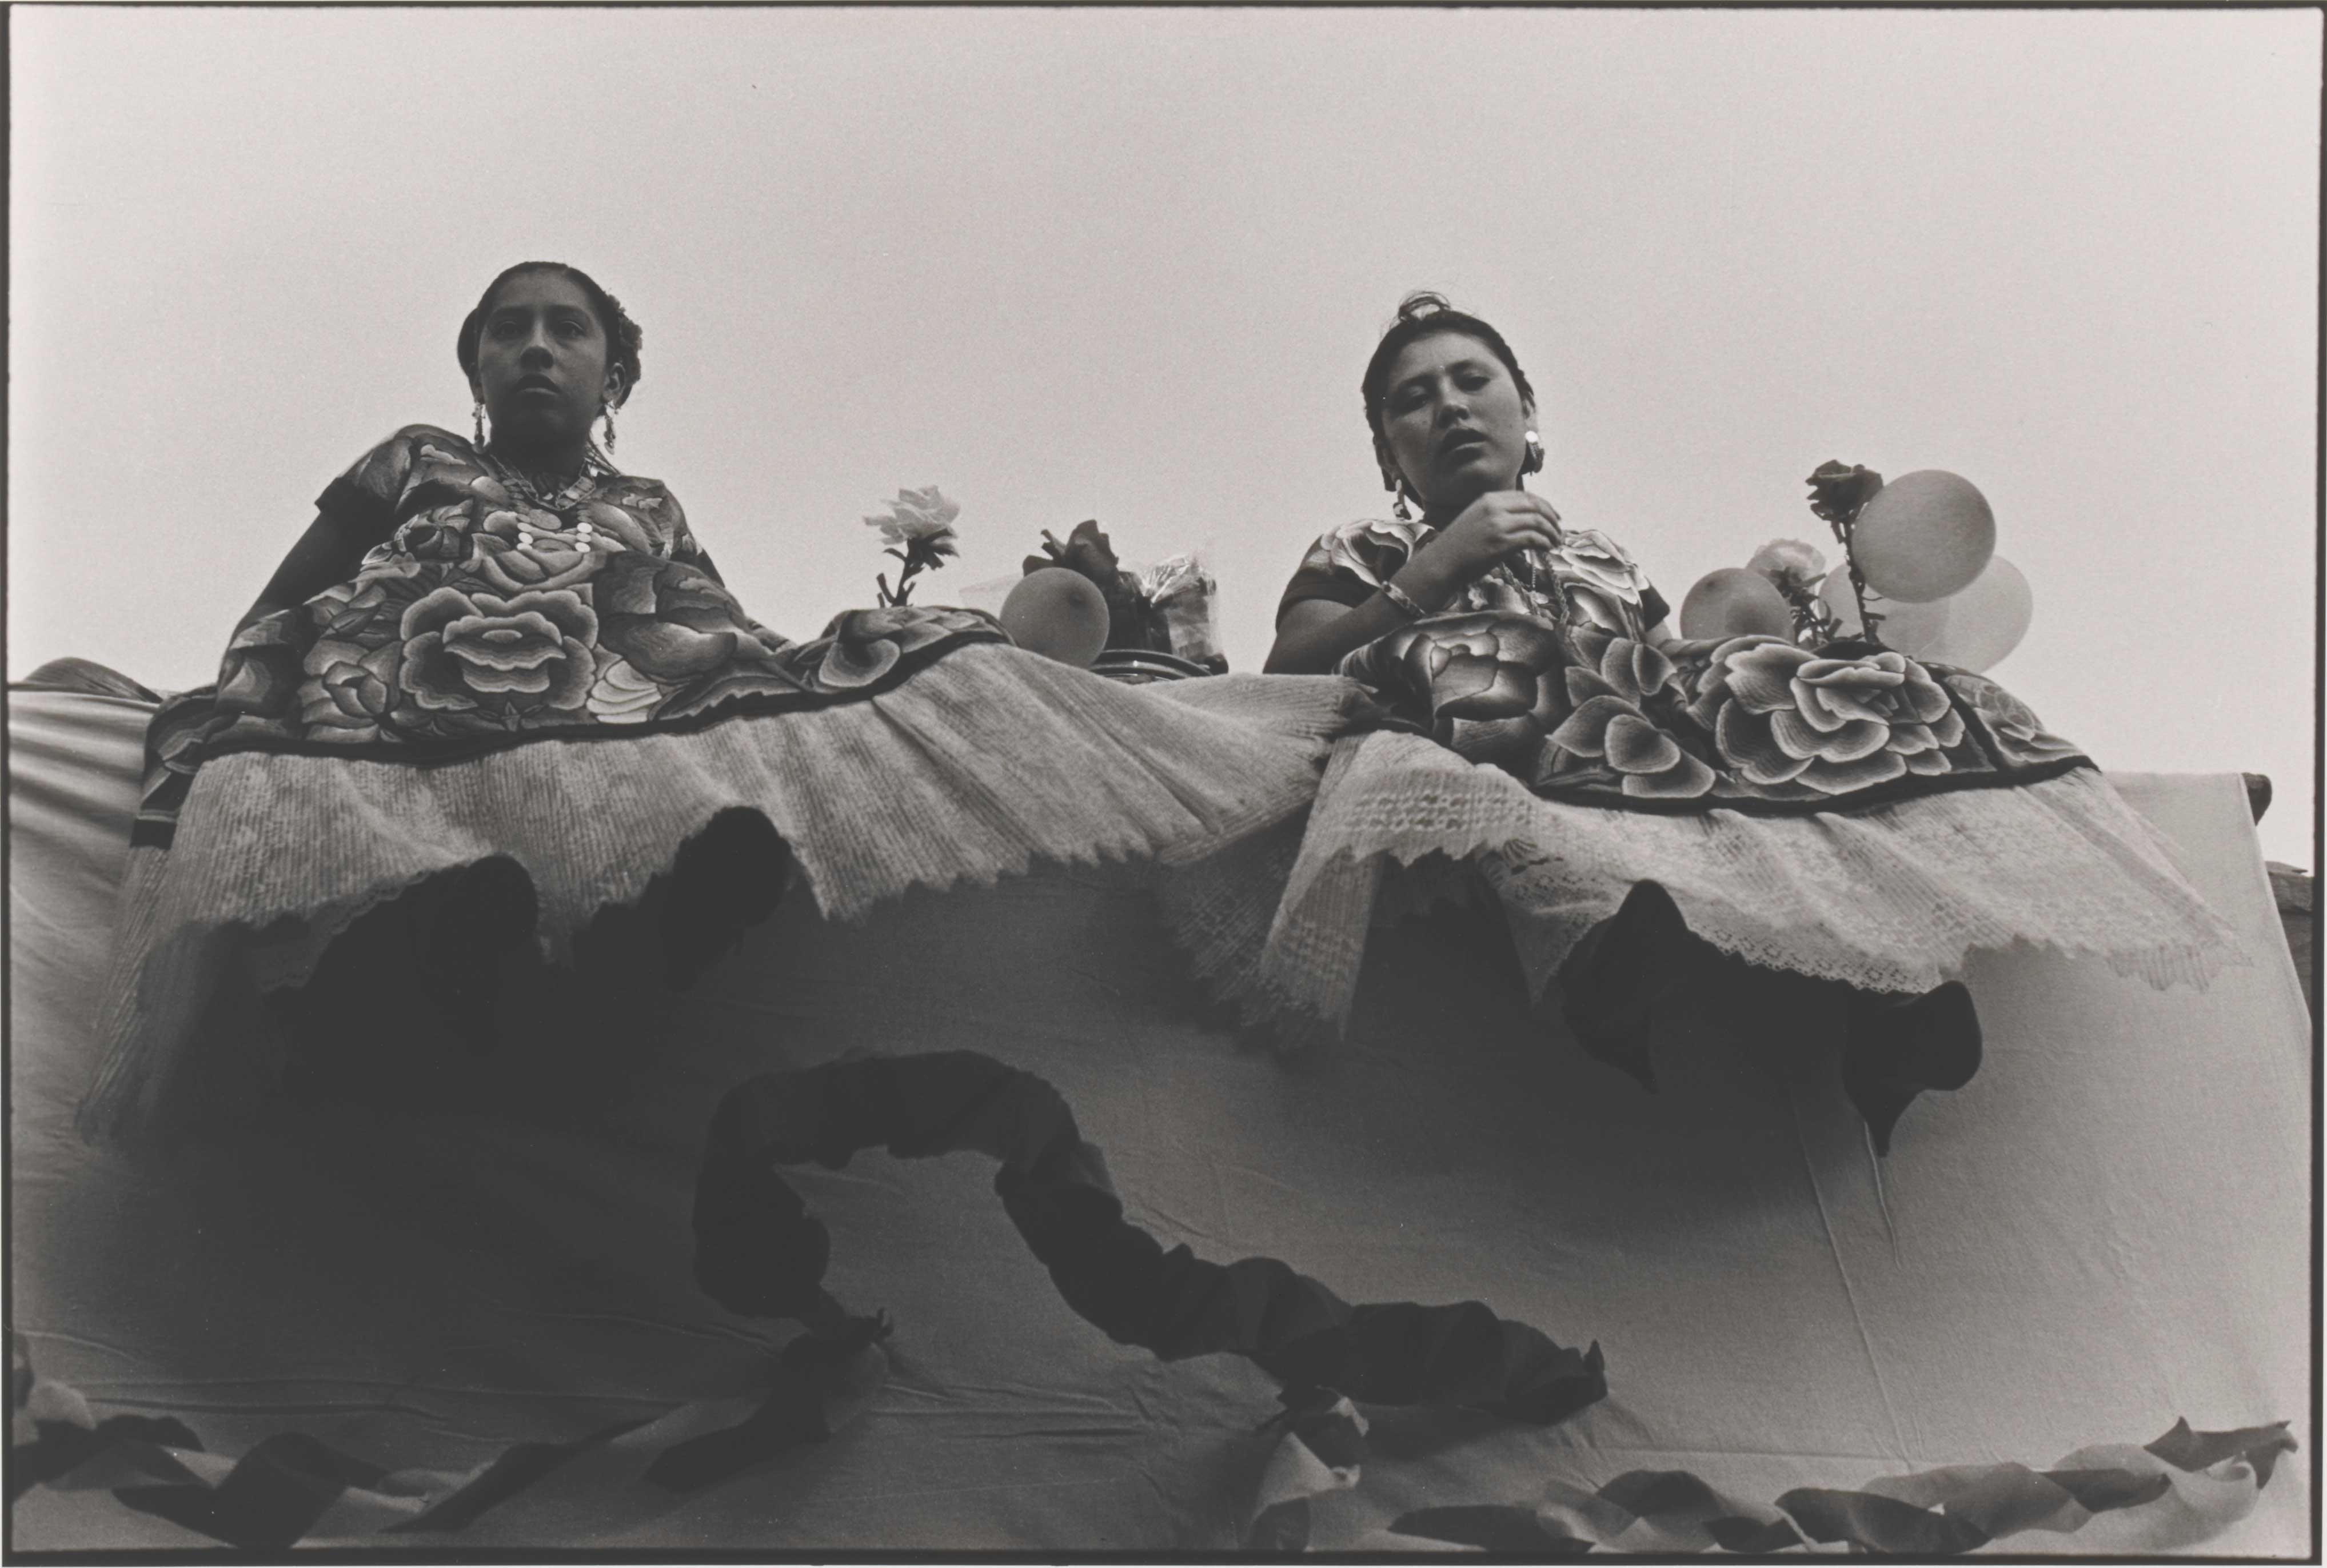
[
  {"xmin": 1852, "ymin": 470, "xmax": 1995, "ymax": 603},
  {"xmin": 1921, "ymin": 556, "xmax": 2032, "ymax": 673},
  {"xmin": 1000, "ymin": 568, "xmax": 1109, "ymax": 667},
  {"xmin": 1680, "ymin": 568, "xmax": 1795, "ymax": 640},
  {"xmin": 1820, "ymin": 565, "xmax": 1949, "ymax": 658}
]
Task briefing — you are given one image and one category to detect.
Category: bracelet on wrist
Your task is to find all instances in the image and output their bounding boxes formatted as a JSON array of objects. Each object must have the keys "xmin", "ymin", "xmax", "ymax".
[{"xmin": 1380, "ymin": 580, "xmax": 1430, "ymax": 619}]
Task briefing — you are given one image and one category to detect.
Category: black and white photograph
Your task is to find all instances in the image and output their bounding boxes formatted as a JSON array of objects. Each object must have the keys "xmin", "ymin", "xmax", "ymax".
[{"xmin": 7, "ymin": 5, "xmax": 2317, "ymax": 1556}]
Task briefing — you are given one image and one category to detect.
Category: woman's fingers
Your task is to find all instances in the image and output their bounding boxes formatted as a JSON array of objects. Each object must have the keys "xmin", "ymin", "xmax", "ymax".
[
  {"xmin": 1486, "ymin": 492, "xmax": 1564, "ymax": 544},
  {"xmin": 1501, "ymin": 513, "xmax": 1561, "ymax": 549}
]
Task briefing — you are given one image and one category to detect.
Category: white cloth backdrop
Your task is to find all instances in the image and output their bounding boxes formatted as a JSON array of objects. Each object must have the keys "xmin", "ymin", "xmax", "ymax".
[{"xmin": 7, "ymin": 685, "xmax": 2310, "ymax": 1552}]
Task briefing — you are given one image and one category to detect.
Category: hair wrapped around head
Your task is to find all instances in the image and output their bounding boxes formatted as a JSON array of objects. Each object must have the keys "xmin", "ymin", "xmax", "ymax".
[
  {"xmin": 1360, "ymin": 291, "xmax": 1536, "ymax": 479},
  {"xmin": 457, "ymin": 262, "xmax": 644, "ymax": 404}
]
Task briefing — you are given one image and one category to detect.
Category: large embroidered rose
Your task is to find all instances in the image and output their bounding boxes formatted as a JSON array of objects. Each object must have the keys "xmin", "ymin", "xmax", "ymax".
[
  {"xmin": 214, "ymin": 609, "xmax": 307, "ymax": 721},
  {"xmin": 1689, "ymin": 637, "xmax": 1965, "ymax": 794},
  {"xmin": 1950, "ymin": 671, "xmax": 2085, "ymax": 768},
  {"xmin": 585, "ymin": 655, "xmax": 663, "ymax": 724},
  {"xmin": 299, "ymin": 638, "xmax": 402, "ymax": 740},
  {"xmin": 397, "ymin": 586, "xmax": 598, "ymax": 728},
  {"xmin": 383, "ymin": 507, "xmax": 475, "ymax": 565},
  {"xmin": 466, "ymin": 528, "xmax": 612, "ymax": 595},
  {"xmin": 296, "ymin": 568, "xmax": 434, "ymax": 738},
  {"xmin": 596, "ymin": 553, "xmax": 761, "ymax": 681},
  {"xmin": 816, "ymin": 605, "xmax": 996, "ymax": 689},
  {"xmin": 1535, "ymin": 521, "xmax": 1647, "ymax": 628},
  {"xmin": 1544, "ymin": 627, "xmax": 1715, "ymax": 798},
  {"xmin": 1543, "ymin": 529, "xmax": 1647, "ymax": 633},
  {"xmin": 307, "ymin": 565, "xmax": 429, "ymax": 648},
  {"xmin": 1354, "ymin": 612, "xmax": 1570, "ymax": 732}
]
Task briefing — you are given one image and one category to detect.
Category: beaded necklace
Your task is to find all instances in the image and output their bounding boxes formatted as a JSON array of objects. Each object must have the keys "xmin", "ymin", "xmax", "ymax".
[{"xmin": 478, "ymin": 441, "xmax": 613, "ymax": 513}]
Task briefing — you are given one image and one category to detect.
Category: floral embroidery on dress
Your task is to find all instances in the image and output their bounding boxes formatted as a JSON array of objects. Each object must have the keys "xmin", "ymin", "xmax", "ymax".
[
  {"xmin": 1324, "ymin": 548, "xmax": 2091, "ymax": 815},
  {"xmin": 132, "ymin": 427, "xmax": 1006, "ymax": 845},
  {"xmin": 1291, "ymin": 518, "xmax": 1666, "ymax": 641}
]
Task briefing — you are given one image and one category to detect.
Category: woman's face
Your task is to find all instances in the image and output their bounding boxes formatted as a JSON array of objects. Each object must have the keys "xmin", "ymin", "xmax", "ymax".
[
  {"xmin": 470, "ymin": 270, "xmax": 620, "ymax": 451},
  {"xmin": 1378, "ymin": 329, "xmax": 1534, "ymax": 517}
]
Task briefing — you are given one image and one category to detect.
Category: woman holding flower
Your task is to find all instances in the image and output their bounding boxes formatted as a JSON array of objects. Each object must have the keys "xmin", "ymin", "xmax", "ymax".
[
  {"xmin": 81, "ymin": 263, "xmax": 1347, "ymax": 1136},
  {"xmin": 1263, "ymin": 293, "xmax": 2237, "ymax": 1152}
]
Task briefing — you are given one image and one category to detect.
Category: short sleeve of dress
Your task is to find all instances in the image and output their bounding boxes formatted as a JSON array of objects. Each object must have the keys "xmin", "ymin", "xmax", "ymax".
[
  {"xmin": 673, "ymin": 512, "xmax": 728, "ymax": 584},
  {"xmin": 1275, "ymin": 522, "xmax": 1415, "ymax": 627},
  {"xmin": 313, "ymin": 426, "xmax": 432, "ymax": 535},
  {"xmin": 626, "ymin": 482, "xmax": 725, "ymax": 584}
]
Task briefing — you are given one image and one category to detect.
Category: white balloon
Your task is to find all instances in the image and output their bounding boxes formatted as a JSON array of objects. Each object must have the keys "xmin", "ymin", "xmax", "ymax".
[
  {"xmin": 1921, "ymin": 556, "xmax": 2033, "ymax": 672},
  {"xmin": 1000, "ymin": 568, "xmax": 1109, "ymax": 667},
  {"xmin": 1680, "ymin": 568, "xmax": 1794, "ymax": 640},
  {"xmin": 1853, "ymin": 470, "xmax": 1995, "ymax": 603},
  {"xmin": 1819, "ymin": 566, "xmax": 1950, "ymax": 658}
]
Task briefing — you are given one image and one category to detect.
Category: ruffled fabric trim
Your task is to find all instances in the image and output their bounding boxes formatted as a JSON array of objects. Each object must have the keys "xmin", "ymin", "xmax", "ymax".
[
  {"xmin": 1165, "ymin": 732, "xmax": 2245, "ymax": 1044},
  {"xmin": 77, "ymin": 652, "xmax": 1370, "ymax": 1137}
]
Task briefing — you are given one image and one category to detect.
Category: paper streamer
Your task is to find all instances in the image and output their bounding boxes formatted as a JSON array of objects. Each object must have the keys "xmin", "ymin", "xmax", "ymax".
[
  {"xmin": 1378, "ymin": 1418, "xmax": 2296, "ymax": 1556},
  {"xmin": 692, "ymin": 1050, "xmax": 1608, "ymax": 1422},
  {"xmin": 9, "ymin": 1328, "xmax": 887, "ymax": 1550}
]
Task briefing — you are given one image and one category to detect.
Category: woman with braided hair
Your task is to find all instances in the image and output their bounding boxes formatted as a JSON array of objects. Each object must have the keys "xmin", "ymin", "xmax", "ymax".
[
  {"xmin": 81, "ymin": 262, "xmax": 1350, "ymax": 1136},
  {"xmin": 1264, "ymin": 292, "xmax": 2238, "ymax": 1152}
]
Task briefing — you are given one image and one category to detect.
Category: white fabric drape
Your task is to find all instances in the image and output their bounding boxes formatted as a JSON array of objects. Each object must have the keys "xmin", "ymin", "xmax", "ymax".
[{"xmin": 7, "ymin": 687, "xmax": 2311, "ymax": 1553}]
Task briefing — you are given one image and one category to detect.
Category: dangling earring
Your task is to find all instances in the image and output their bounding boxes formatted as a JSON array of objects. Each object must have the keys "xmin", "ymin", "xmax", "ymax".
[
  {"xmin": 473, "ymin": 398, "xmax": 488, "ymax": 448},
  {"xmin": 600, "ymin": 401, "xmax": 617, "ymax": 454},
  {"xmin": 1392, "ymin": 490, "xmax": 1414, "ymax": 521},
  {"xmin": 1522, "ymin": 429, "xmax": 1546, "ymax": 477},
  {"xmin": 1382, "ymin": 464, "xmax": 1412, "ymax": 521}
]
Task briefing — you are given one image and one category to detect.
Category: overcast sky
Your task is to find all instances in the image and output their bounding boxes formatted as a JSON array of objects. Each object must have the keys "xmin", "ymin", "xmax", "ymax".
[{"xmin": 10, "ymin": 7, "xmax": 2318, "ymax": 866}]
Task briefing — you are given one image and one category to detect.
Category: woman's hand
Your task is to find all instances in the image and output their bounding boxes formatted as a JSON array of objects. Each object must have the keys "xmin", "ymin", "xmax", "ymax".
[
  {"xmin": 1404, "ymin": 490, "xmax": 1564, "ymax": 604},
  {"xmin": 1263, "ymin": 493, "xmax": 1566, "ymax": 675}
]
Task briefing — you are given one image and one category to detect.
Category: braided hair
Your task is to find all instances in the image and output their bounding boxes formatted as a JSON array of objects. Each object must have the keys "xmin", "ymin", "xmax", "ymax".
[{"xmin": 1359, "ymin": 292, "xmax": 1536, "ymax": 489}]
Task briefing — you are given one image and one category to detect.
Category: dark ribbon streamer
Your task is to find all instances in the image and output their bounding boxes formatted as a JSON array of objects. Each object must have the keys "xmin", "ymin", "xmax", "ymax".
[
  {"xmin": 8, "ymin": 1329, "xmax": 884, "ymax": 1550},
  {"xmin": 1384, "ymin": 1418, "xmax": 2296, "ymax": 1556},
  {"xmin": 692, "ymin": 1050, "xmax": 1608, "ymax": 1423}
]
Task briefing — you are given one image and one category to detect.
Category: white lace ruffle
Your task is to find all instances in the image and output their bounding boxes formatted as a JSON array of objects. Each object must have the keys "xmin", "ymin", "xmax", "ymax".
[
  {"xmin": 78, "ymin": 652, "xmax": 1365, "ymax": 1138},
  {"xmin": 1172, "ymin": 731, "xmax": 2246, "ymax": 1043}
]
